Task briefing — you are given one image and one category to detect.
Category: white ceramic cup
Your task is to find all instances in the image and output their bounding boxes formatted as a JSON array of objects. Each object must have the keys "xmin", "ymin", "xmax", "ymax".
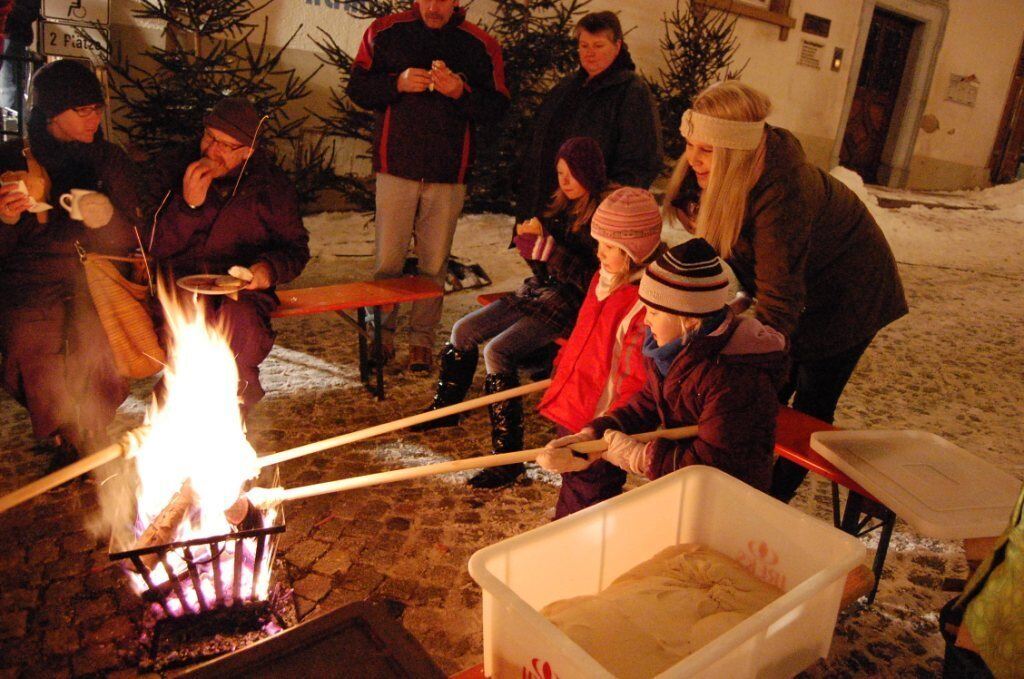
[{"xmin": 59, "ymin": 189, "xmax": 96, "ymax": 220}]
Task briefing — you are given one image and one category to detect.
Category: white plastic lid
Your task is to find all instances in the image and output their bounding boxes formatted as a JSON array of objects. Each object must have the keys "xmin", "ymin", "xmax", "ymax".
[{"xmin": 810, "ymin": 430, "xmax": 1021, "ymax": 539}]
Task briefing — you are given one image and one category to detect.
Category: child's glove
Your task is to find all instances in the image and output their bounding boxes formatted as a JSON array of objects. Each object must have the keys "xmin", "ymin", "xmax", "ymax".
[
  {"xmin": 602, "ymin": 430, "xmax": 651, "ymax": 475},
  {"xmin": 79, "ymin": 192, "xmax": 114, "ymax": 229},
  {"xmin": 537, "ymin": 428, "xmax": 597, "ymax": 473}
]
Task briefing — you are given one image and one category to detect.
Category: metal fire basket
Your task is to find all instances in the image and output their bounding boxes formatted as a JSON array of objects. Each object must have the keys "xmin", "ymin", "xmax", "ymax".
[{"xmin": 109, "ymin": 489, "xmax": 285, "ymax": 618}]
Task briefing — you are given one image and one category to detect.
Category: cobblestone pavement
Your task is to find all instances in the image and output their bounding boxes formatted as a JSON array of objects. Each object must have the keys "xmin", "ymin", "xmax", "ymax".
[{"xmin": 1, "ymin": 212, "xmax": 1021, "ymax": 677}]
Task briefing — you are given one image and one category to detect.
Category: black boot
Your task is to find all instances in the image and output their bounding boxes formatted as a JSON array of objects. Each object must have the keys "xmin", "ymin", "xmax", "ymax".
[
  {"xmin": 468, "ymin": 372, "xmax": 525, "ymax": 489},
  {"xmin": 409, "ymin": 343, "xmax": 478, "ymax": 432}
]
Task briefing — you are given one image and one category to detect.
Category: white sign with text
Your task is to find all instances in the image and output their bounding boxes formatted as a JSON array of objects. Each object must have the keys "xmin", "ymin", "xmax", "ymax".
[{"xmin": 40, "ymin": 21, "xmax": 107, "ymax": 59}]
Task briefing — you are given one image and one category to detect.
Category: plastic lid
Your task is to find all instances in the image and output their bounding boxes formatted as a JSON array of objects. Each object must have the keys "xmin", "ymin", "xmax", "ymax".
[{"xmin": 810, "ymin": 430, "xmax": 1021, "ymax": 539}]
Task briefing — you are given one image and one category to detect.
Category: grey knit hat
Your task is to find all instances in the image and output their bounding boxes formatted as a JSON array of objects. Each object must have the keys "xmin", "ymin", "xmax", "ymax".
[{"xmin": 31, "ymin": 59, "xmax": 104, "ymax": 118}]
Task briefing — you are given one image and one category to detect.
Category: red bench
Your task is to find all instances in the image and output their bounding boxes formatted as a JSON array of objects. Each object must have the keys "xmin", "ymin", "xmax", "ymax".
[
  {"xmin": 774, "ymin": 406, "xmax": 895, "ymax": 604},
  {"xmin": 273, "ymin": 277, "xmax": 443, "ymax": 399}
]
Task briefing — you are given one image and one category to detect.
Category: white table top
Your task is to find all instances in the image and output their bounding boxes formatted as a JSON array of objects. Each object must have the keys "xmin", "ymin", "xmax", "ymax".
[{"xmin": 810, "ymin": 430, "xmax": 1021, "ymax": 539}]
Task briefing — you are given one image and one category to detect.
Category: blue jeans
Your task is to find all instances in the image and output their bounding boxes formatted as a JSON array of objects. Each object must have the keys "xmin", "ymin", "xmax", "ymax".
[{"xmin": 451, "ymin": 298, "xmax": 561, "ymax": 374}]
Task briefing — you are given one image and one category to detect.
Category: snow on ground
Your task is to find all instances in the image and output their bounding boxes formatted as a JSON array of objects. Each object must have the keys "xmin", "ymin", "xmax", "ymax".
[{"xmin": 0, "ymin": 174, "xmax": 1021, "ymax": 676}]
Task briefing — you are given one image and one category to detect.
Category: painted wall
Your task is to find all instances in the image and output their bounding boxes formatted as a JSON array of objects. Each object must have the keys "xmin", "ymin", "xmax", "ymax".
[{"xmin": 104, "ymin": 0, "xmax": 1024, "ymax": 189}]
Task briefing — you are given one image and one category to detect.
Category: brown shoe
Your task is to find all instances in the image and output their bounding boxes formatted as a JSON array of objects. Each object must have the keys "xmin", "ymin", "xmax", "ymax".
[{"xmin": 408, "ymin": 345, "xmax": 432, "ymax": 373}]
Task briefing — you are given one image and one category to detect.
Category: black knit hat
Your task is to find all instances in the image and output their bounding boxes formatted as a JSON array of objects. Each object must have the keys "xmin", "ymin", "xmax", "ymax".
[
  {"xmin": 555, "ymin": 136, "xmax": 607, "ymax": 195},
  {"xmin": 204, "ymin": 97, "xmax": 263, "ymax": 146},
  {"xmin": 31, "ymin": 59, "xmax": 104, "ymax": 118},
  {"xmin": 639, "ymin": 238, "xmax": 730, "ymax": 317}
]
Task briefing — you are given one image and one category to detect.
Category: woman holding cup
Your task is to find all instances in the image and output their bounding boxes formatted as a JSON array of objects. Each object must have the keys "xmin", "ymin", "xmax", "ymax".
[{"xmin": 0, "ymin": 58, "xmax": 141, "ymax": 468}]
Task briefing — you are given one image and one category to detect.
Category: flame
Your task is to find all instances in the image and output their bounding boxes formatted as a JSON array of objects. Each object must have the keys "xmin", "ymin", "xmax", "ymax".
[{"xmin": 123, "ymin": 282, "xmax": 274, "ymax": 614}]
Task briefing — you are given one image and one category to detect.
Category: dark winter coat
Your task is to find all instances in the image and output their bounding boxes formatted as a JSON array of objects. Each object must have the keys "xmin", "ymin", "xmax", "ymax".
[
  {"xmin": 590, "ymin": 313, "xmax": 786, "ymax": 492},
  {"xmin": 150, "ymin": 150, "xmax": 310, "ymax": 296},
  {"xmin": 0, "ymin": 136, "xmax": 141, "ymax": 305},
  {"xmin": 347, "ymin": 3, "xmax": 509, "ymax": 184},
  {"xmin": 676, "ymin": 126, "xmax": 907, "ymax": 361},
  {"xmin": 514, "ymin": 46, "xmax": 662, "ymax": 222},
  {"xmin": 505, "ymin": 210, "xmax": 599, "ymax": 335}
]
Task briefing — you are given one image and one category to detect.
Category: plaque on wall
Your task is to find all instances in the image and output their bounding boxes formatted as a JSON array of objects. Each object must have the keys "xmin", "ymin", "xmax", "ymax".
[
  {"xmin": 945, "ymin": 74, "xmax": 979, "ymax": 106},
  {"xmin": 802, "ymin": 13, "xmax": 831, "ymax": 38},
  {"xmin": 798, "ymin": 40, "xmax": 824, "ymax": 69}
]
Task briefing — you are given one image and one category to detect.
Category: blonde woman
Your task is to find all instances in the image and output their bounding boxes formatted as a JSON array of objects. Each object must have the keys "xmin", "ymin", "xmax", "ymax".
[{"xmin": 663, "ymin": 81, "xmax": 907, "ymax": 502}]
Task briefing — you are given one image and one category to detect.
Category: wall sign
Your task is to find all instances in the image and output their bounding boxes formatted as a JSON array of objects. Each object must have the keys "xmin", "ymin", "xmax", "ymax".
[
  {"xmin": 42, "ymin": 0, "xmax": 110, "ymax": 25},
  {"xmin": 946, "ymin": 74, "xmax": 979, "ymax": 107},
  {"xmin": 797, "ymin": 40, "xmax": 824, "ymax": 69},
  {"xmin": 40, "ymin": 21, "xmax": 107, "ymax": 58},
  {"xmin": 801, "ymin": 13, "xmax": 831, "ymax": 38}
]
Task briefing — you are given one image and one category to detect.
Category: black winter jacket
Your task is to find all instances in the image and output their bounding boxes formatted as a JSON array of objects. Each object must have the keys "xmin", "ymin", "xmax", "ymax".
[
  {"xmin": 347, "ymin": 3, "xmax": 509, "ymax": 184},
  {"xmin": 514, "ymin": 46, "xmax": 662, "ymax": 222}
]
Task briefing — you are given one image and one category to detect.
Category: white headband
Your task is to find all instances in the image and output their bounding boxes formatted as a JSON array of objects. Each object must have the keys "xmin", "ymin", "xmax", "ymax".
[{"xmin": 680, "ymin": 109, "xmax": 765, "ymax": 151}]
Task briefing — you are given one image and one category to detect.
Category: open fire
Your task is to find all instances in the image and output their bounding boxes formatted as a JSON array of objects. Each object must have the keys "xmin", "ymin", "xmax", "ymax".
[{"xmin": 107, "ymin": 285, "xmax": 282, "ymax": 619}]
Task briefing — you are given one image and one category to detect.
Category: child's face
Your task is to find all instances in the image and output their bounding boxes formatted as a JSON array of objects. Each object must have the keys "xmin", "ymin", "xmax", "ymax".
[
  {"xmin": 684, "ymin": 140, "xmax": 715, "ymax": 188},
  {"xmin": 556, "ymin": 159, "xmax": 587, "ymax": 201},
  {"xmin": 597, "ymin": 241, "xmax": 630, "ymax": 275},
  {"xmin": 643, "ymin": 305, "xmax": 684, "ymax": 346}
]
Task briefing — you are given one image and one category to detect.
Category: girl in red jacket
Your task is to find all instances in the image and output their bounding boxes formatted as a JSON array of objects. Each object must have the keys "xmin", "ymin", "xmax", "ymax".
[
  {"xmin": 536, "ymin": 187, "xmax": 664, "ymax": 517},
  {"xmin": 538, "ymin": 238, "xmax": 786, "ymax": 503}
]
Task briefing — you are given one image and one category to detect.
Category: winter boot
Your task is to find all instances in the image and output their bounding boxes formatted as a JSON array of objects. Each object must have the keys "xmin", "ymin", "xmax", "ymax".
[
  {"xmin": 467, "ymin": 372, "xmax": 525, "ymax": 489},
  {"xmin": 409, "ymin": 343, "xmax": 478, "ymax": 432}
]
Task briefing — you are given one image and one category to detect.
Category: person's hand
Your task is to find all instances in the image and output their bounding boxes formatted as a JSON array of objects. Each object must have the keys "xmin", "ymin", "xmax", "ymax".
[
  {"xmin": 0, "ymin": 182, "xmax": 32, "ymax": 224},
  {"xmin": 431, "ymin": 61, "xmax": 465, "ymax": 99},
  {"xmin": 602, "ymin": 430, "xmax": 650, "ymax": 475},
  {"xmin": 536, "ymin": 428, "xmax": 598, "ymax": 473},
  {"xmin": 78, "ymin": 192, "xmax": 115, "ymax": 229},
  {"xmin": 182, "ymin": 158, "xmax": 220, "ymax": 208},
  {"xmin": 245, "ymin": 262, "xmax": 274, "ymax": 291},
  {"xmin": 516, "ymin": 217, "xmax": 543, "ymax": 236},
  {"xmin": 397, "ymin": 67, "xmax": 433, "ymax": 93}
]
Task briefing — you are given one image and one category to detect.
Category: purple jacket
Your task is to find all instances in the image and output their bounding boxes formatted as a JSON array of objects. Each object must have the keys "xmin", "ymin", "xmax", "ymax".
[
  {"xmin": 151, "ymin": 153, "xmax": 309, "ymax": 295},
  {"xmin": 590, "ymin": 314, "xmax": 786, "ymax": 492}
]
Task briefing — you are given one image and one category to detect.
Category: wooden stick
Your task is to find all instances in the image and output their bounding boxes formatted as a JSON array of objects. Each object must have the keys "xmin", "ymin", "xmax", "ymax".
[
  {"xmin": 257, "ymin": 379, "xmax": 553, "ymax": 468},
  {"xmin": 0, "ymin": 428, "xmax": 148, "ymax": 515},
  {"xmin": 255, "ymin": 425, "xmax": 699, "ymax": 506}
]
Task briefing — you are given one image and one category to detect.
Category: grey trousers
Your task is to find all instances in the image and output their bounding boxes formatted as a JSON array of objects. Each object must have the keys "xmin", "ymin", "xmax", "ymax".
[{"xmin": 373, "ymin": 173, "xmax": 466, "ymax": 349}]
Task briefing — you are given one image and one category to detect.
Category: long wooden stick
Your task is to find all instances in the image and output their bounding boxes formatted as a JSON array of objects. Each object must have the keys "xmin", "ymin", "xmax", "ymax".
[
  {"xmin": 257, "ymin": 379, "xmax": 552, "ymax": 468},
  {"xmin": 0, "ymin": 428, "xmax": 148, "ymax": 515},
  {"xmin": 254, "ymin": 425, "xmax": 698, "ymax": 506}
]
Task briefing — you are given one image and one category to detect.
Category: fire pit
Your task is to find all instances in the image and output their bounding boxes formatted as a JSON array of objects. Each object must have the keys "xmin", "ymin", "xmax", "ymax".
[{"xmin": 108, "ymin": 483, "xmax": 285, "ymax": 618}]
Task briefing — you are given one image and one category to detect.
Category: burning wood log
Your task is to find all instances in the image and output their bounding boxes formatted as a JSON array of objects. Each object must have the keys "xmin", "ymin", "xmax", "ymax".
[
  {"xmin": 131, "ymin": 480, "xmax": 197, "ymax": 570},
  {"xmin": 256, "ymin": 379, "xmax": 552, "ymax": 468},
  {"xmin": 246, "ymin": 425, "xmax": 700, "ymax": 510}
]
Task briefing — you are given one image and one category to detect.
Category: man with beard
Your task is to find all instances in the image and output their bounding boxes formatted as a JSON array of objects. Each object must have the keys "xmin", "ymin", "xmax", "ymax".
[
  {"xmin": 348, "ymin": 0, "xmax": 509, "ymax": 372},
  {"xmin": 150, "ymin": 97, "xmax": 309, "ymax": 417}
]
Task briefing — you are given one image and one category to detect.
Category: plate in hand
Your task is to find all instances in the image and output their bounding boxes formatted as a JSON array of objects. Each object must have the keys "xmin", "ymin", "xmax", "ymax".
[{"xmin": 177, "ymin": 274, "xmax": 247, "ymax": 295}]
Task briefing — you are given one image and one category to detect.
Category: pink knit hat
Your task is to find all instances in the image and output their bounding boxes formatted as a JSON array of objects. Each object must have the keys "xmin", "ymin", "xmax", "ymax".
[{"xmin": 590, "ymin": 187, "xmax": 663, "ymax": 263}]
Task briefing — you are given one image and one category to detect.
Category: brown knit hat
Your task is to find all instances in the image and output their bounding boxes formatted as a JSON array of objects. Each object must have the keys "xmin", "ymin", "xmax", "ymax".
[
  {"xmin": 590, "ymin": 187, "xmax": 663, "ymax": 263},
  {"xmin": 555, "ymin": 137, "xmax": 607, "ymax": 195},
  {"xmin": 639, "ymin": 238, "xmax": 730, "ymax": 317},
  {"xmin": 204, "ymin": 97, "xmax": 263, "ymax": 146}
]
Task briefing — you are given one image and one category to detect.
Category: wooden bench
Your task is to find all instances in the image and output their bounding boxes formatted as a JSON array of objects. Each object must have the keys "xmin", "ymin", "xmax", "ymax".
[
  {"xmin": 774, "ymin": 406, "xmax": 896, "ymax": 604},
  {"xmin": 272, "ymin": 276, "xmax": 443, "ymax": 399}
]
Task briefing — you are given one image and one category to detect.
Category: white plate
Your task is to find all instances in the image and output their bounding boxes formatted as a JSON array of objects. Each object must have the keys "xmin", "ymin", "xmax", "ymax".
[{"xmin": 176, "ymin": 274, "xmax": 247, "ymax": 295}]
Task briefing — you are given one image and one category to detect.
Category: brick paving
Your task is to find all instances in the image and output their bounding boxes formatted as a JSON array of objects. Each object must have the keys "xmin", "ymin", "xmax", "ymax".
[{"xmin": 0, "ymin": 209, "xmax": 1021, "ymax": 677}]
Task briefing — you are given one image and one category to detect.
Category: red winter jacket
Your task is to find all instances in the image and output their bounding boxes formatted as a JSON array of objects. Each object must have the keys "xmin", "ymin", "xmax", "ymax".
[
  {"xmin": 538, "ymin": 273, "xmax": 646, "ymax": 432},
  {"xmin": 590, "ymin": 313, "xmax": 786, "ymax": 492}
]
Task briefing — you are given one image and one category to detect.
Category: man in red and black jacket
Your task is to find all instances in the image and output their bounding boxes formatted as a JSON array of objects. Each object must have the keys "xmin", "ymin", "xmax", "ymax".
[{"xmin": 348, "ymin": 0, "xmax": 509, "ymax": 372}]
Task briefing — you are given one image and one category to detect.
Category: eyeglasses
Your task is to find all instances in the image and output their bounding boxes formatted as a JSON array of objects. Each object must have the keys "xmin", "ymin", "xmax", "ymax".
[
  {"xmin": 202, "ymin": 129, "xmax": 249, "ymax": 153},
  {"xmin": 72, "ymin": 104, "xmax": 104, "ymax": 118}
]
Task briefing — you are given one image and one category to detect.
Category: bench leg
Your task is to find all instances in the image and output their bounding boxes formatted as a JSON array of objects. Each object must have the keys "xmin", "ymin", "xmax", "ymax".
[
  {"xmin": 830, "ymin": 481, "xmax": 842, "ymax": 527},
  {"xmin": 868, "ymin": 510, "xmax": 896, "ymax": 604},
  {"xmin": 357, "ymin": 307, "xmax": 369, "ymax": 384},
  {"xmin": 839, "ymin": 490, "xmax": 896, "ymax": 605},
  {"xmin": 372, "ymin": 305, "xmax": 384, "ymax": 400}
]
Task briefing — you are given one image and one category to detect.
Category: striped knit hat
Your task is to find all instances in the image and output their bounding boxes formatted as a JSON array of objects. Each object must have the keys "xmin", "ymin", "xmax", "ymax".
[
  {"xmin": 590, "ymin": 187, "xmax": 663, "ymax": 263},
  {"xmin": 639, "ymin": 238, "xmax": 730, "ymax": 317}
]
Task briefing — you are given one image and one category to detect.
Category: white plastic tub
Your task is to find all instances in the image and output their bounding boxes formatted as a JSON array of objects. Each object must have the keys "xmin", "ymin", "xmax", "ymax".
[{"xmin": 468, "ymin": 466, "xmax": 865, "ymax": 678}]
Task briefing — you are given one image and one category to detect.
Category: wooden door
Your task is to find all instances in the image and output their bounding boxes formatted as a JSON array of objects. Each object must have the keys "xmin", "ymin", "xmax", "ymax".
[
  {"xmin": 841, "ymin": 9, "xmax": 918, "ymax": 183},
  {"xmin": 990, "ymin": 36, "xmax": 1024, "ymax": 184}
]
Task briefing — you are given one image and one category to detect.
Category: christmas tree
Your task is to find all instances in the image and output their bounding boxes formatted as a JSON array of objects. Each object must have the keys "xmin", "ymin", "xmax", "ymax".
[
  {"xmin": 96, "ymin": 0, "xmax": 332, "ymax": 205},
  {"xmin": 313, "ymin": 0, "xmax": 591, "ymax": 213},
  {"xmin": 647, "ymin": 1, "xmax": 744, "ymax": 159}
]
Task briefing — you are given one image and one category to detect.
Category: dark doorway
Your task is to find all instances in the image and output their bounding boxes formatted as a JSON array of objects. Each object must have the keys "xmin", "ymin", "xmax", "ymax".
[
  {"xmin": 990, "ymin": 36, "xmax": 1024, "ymax": 184},
  {"xmin": 840, "ymin": 8, "xmax": 918, "ymax": 183}
]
